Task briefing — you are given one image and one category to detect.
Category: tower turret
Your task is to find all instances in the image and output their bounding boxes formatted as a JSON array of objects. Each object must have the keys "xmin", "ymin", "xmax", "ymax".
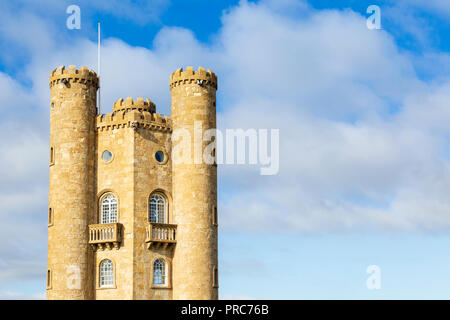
[
  {"xmin": 47, "ymin": 65, "xmax": 98, "ymax": 299},
  {"xmin": 170, "ymin": 67, "xmax": 219, "ymax": 299}
]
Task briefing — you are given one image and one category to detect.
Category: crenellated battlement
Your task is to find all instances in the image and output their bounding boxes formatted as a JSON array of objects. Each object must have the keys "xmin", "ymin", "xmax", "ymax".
[
  {"xmin": 113, "ymin": 97, "xmax": 156, "ymax": 114},
  {"xmin": 97, "ymin": 109, "xmax": 171, "ymax": 133},
  {"xmin": 170, "ymin": 66, "xmax": 217, "ymax": 90},
  {"xmin": 49, "ymin": 65, "xmax": 98, "ymax": 89}
]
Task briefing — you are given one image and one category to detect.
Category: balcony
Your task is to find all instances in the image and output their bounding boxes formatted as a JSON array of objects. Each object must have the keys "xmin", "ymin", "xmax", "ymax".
[
  {"xmin": 88, "ymin": 223, "xmax": 122, "ymax": 250},
  {"xmin": 145, "ymin": 223, "xmax": 177, "ymax": 249}
]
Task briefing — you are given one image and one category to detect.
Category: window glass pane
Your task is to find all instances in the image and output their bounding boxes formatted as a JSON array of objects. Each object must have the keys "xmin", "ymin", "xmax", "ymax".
[
  {"xmin": 101, "ymin": 194, "xmax": 117, "ymax": 224},
  {"xmin": 153, "ymin": 259, "xmax": 165, "ymax": 285},
  {"xmin": 99, "ymin": 260, "xmax": 113, "ymax": 287},
  {"xmin": 155, "ymin": 151, "xmax": 164, "ymax": 163},
  {"xmin": 102, "ymin": 150, "xmax": 113, "ymax": 162},
  {"xmin": 149, "ymin": 194, "xmax": 165, "ymax": 223}
]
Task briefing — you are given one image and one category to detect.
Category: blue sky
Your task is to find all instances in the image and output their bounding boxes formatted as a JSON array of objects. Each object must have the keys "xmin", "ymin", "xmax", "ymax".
[{"xmin": 1, "ymin": 0, "xmax": 450, "ymax": 299}]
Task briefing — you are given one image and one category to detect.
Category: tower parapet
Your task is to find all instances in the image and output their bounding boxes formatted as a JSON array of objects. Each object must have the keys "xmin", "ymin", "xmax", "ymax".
[
  {"xmin": 96, "ymin": 109, "xmax": 171, "ymax": 132},
  {"xmin": 170, "ymin": 66, "xmax": 217, "ymax": 90},
  {"xmin": 49, "ymin": 65, "xmax": 98, "ymax": 89},
  {"xmin": 113, "ymin": 97, "xmax": 156, "ymax": 114},
  {"xmin": 98, "ymin": 97, "xmax": 169, "ymax": 132}
]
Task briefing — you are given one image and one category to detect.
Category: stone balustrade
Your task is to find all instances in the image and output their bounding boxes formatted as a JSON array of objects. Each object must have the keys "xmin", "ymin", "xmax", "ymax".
[
  {"xmin": 145, "ymin": 223, "xmax": 177, "ymax": 249},
  {"xmin": 88, "ymin": 223, "xmax": 122, "ymax": 250}
]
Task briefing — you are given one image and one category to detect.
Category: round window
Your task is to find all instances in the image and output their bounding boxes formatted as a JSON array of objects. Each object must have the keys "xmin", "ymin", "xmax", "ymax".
[
  {"xmin": 155, "ymin": 151, "xmax": 165, "ymax": 163},
  {"xmin": 102, "ymin": 150, "xmax": 113, "ymax": 162}
]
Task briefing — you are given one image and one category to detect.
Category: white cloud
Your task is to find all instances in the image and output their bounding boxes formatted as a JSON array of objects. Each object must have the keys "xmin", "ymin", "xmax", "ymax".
[
  {"xmin": 220, "ymin": 293, "xmax": 254, "ymax": 300},
  {"xmin": 0, "ymin": 128, "xmax": 48, "ymax": 189},
  {"xmin": 214, "ymin": 1, "xmax": 450, "ymax": 233},
  {"xmin": 0, "ymin": 290, "xmax": 45, "ymax": 300},
  {"xmin": 0, "ymin": 72, "xmax": 34, "ymax": 113}
]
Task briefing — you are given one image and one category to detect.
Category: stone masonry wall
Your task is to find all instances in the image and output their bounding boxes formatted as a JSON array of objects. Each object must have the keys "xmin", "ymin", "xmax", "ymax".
[
  {"xmin": 170, "ymin": 67, "xmax": 219, "ymax": 300},
  {"xmin": 48, "ymin": 66, "xmax": 97, "ymax": 300},
  {"xmin": 48, "ymin": 66, "xmax": 218, "ymax": 300}
]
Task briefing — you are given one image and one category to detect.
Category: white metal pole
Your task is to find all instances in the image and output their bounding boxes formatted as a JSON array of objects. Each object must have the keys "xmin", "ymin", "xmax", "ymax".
[{"xmin": 98, "ymin": 22, "xmax": 101, "ymax": 114}]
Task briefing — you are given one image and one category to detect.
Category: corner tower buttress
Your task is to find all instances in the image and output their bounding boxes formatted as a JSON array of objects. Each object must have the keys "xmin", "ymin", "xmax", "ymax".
[
  {"xmin": 170, "ymin": 67, "xmax": 219, "ymax": 299},
  {"xmin": 48, "ymin": 65, "xmax": 98, "ymax": 300}
]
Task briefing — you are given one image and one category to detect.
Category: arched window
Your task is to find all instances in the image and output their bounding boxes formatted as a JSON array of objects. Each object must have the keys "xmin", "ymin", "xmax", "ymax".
[
  {"xmin": 153, "ymin": 259, "xmax": 166, "ymax": 285},
  {"xmin": 101, "ymin": 194, "xmax": 117, "ymax": 224},
  {"xmin": 149, "ymin": 194, "xmax": 166, "ymax": 223},
  {"xmin": 99, "ymin": 259, "xmax": 114, "ymax": 288}
]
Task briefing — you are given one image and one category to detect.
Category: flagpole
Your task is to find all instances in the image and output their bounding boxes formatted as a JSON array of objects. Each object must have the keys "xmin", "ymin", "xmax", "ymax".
[{"xmin": 98, "ymin": 22, "xmax": 101, "ymax": 114}]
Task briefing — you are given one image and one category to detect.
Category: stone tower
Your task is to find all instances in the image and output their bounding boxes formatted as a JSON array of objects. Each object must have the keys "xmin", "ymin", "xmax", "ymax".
[
  {"xmin": 170, "ymin": 67, "xmax": 218, "ymax": 299},
  {"xmin": 48, "ymin": 65, "xmax": 98, "ymax": 299},
  {"xmin": 47, "ymin": 65, "xmax": 218, "ymax": 300}
]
